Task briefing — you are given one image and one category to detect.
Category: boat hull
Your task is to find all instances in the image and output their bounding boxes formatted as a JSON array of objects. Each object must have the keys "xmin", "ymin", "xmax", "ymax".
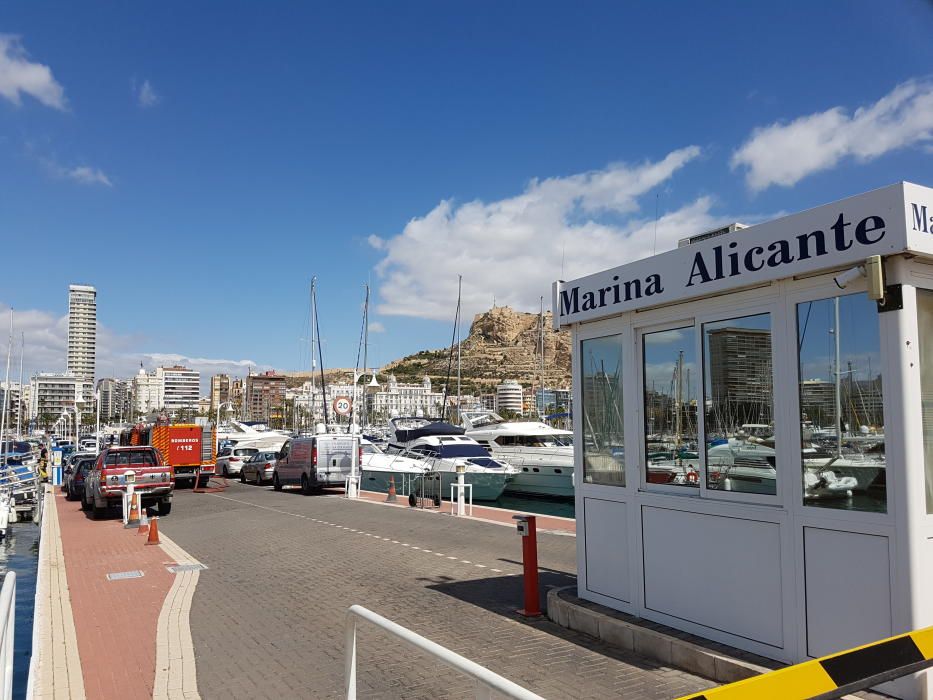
[
  {"xmin": 504, "ymin": 469, "xmax": 573, "ymax": 498},
  {"xmin": 361, "ymin": 468, "xmax": 509, "ymax": 501}
]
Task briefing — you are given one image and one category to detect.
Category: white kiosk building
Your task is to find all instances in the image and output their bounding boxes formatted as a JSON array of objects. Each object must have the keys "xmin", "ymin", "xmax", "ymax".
[{"xmin": 555, "ymin": 182, "xmax": 933, "ymax": 698}]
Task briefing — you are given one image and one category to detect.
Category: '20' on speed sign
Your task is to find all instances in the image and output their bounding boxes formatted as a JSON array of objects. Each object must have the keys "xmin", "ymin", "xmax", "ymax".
[{"xmin": 333, "ymin": 396, "xmax": 352, "ymax": 416}]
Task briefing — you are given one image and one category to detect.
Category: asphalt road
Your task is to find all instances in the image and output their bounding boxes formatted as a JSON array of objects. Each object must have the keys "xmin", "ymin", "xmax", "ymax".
[{"xmin": 160, "ymin": 481, "xmax": 711, "ymax": 699}]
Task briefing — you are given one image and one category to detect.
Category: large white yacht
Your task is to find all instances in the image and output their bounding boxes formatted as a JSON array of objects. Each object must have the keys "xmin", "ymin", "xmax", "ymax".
[
  {"xmin": 460, "ymin": 410, "xmax": 574, "ymax": 498},
  {"xmin": 387, "ymin": 417, "xmax": 515, "ymax": 501}
]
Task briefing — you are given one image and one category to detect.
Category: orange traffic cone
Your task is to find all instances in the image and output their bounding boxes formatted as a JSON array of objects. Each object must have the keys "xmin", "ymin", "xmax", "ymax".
[
  {"xmin": 146, "ymin": 516, "xmax": 161, "ymax": 545},
  {"xmin": 137, "ymin": 509, "xmax": 149, "ymax": 535},
  {"xmin": 125, "ymin": 492, "xmax": 141, "ymax": 529},
  {"xmin": 386, "ymin": 475, "xmax": 397, "ymax": 503}
]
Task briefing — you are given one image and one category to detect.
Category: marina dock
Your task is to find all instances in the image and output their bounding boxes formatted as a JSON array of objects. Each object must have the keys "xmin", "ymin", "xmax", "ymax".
[{"xmin": 26, "ymin": 482, "xmax": 715, "ymax": 699}]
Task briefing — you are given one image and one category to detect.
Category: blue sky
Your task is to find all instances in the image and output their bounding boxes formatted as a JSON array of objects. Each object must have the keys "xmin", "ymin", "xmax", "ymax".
[{"xmin": 1, "ymin": 1, "xmax": 932, "ymax": 388}]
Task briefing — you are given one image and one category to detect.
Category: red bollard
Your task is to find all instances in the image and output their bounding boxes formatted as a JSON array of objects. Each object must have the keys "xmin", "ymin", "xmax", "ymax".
[{"xmin": 513, "ymin": 515, "xmax": 542, "ymax": 617}]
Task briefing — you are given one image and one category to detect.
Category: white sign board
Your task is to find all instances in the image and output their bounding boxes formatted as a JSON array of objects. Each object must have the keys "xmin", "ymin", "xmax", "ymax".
[{"xmin": 553, "ymin": 182, "xmax": 932, "ymax": 328}]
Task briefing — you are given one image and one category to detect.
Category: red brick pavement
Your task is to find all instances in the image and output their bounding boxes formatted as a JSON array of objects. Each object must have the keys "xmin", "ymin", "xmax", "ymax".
[{"xmin": 54, "ymin": 491, "xmax": 176, "ymax": 699}]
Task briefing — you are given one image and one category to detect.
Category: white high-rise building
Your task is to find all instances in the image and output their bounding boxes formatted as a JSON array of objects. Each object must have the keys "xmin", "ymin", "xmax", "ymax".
[
  {"xmin": 495, "ymin": 379, "xmax": 524, "ymax": 416},
  {"xmin": 158, "ymin": 366, "xmax": 200, "ymax": 411},
  {"xmin": 133, "ymin": 368, "xmax": 163, "ymax": 416},
  {"xmin": 29, "ymin": 373, "xmax": 81, "ymax": 423},
  {"xmin": 67, "ymin": 284, "xmax": 97, "ymax": 401}
]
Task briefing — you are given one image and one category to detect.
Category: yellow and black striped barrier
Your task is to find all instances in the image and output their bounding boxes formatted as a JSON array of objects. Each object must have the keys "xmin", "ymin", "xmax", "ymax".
[{"xmin": 677, "ymin": 625, "xmax": 933, "ymax": 699}]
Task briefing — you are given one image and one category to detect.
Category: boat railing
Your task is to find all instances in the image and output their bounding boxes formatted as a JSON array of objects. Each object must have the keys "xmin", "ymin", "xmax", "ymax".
[
  {"xmin": 344, "ymin": 604, "xmax": 544, "ymax": 700},
  {"xmin": 0, "ymin": 571, "xmax": 15, "ymax": 700}
]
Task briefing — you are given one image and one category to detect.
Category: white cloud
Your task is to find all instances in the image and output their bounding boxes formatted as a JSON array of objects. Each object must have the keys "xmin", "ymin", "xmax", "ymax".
[
  {"xmin": 732, "ymin": 78, "xmax": 933, "ymax": 191},
  {"xmin": 0, "ymin": 35, "xmax": 66, "ymax": 110},
  {"xmin": 136, "ymin": 79, "xmax": 159, "ymax": 108},
  {"xmin": 371, "ymin": 147, "xmax": 727, "ymax": 321},
  {"xmin": 66, "ymin": 165, "xmax": 112, "ymax": 187},
  {"xmin": 368, "ymin": 321, "xmax": 386, "ymax": 333},
  {"xmin": 0, "ymin": 302, "xmax": 265, "ymax": 395},
  {"xmin": 41, "ymin": 157, "xmax": 113, "ymax": 187}
]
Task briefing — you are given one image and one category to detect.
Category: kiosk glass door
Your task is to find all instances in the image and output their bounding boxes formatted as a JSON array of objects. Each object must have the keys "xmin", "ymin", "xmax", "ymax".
[
  {"xmin": 796, "ymin": 292, "xmax": 886, "ymax": 512},
  {"xmin": 702, "ymin": 313, "xmax": 776, "ymax": 496},
  {"xmin": 580, "ymin": 334, "xmax": 626, "ymax": 486},
  {"xmin": 642, "ymin": 325, "xmax": 699, "ymax": 489}
]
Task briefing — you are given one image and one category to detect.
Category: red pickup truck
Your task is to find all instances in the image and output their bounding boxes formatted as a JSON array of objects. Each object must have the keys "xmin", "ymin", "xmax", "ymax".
[{"xmin": 82, "ymin": 446, "xmax": 174, "ymax": 519}]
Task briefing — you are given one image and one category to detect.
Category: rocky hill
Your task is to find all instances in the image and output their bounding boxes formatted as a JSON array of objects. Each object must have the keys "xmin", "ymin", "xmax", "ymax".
[{"xmin": 383, "ymin": 305, "xmax": 571, "ymax": 393}]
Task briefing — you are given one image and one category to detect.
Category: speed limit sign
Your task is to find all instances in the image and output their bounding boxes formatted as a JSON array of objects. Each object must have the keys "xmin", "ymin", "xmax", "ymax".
[{"xmin": 333, "ymin": 396, "xmax": 352, "ymax": 416}]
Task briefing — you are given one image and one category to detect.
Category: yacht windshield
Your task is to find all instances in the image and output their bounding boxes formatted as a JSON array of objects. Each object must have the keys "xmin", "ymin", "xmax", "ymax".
[
  {"xmin": 437, "ymin": 444, "xmax": 490, "ymax": 459},
  {"xmin": 362, "ymin": 444, "xmax": 382, "ymax": 455}
]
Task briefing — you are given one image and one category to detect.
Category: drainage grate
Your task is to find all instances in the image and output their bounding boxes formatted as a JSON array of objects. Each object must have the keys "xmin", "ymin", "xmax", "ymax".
[
  {"xmin": 106, "ymin": 570, "xmax": 144, "ymax": 581},
  {"xmin": 166, "ymin": 563, "xmax": 208, "ymax": 574}
]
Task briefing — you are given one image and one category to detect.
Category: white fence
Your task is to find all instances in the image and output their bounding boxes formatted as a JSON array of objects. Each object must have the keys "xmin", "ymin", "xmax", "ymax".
[{"xmin": 345, "ymin": 604, "xmax": 545, "ymax": 700}]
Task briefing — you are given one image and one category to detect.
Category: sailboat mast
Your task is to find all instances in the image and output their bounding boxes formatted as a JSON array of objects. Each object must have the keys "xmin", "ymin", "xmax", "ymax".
[
  {"xmin": 311, "ymin": 279, "xmax": 329, "ymax": 431},
  {"xmin": 362, "ymin": 284, "xmax": 369, "ymax": 431},
  {"xmin": 17, "ymin": 333, "xmax": 24, "ymax": 438},
  {"xmin": 456, "ymin": 275, "xmax": 462, "ymax": 416},
  {"xmin": 675, "ymin": 350, "xmax": 684, "ymax": 456},
  {"xmin": 0, "ymin": 310, "xmax": 12, "ymax": 467},
  {"xmin": 834, "ymin": 296, "xmax": 842, "ymax": 456},
  {"xmin": 309, "ymin": 277, "xmax": 317, "ymax": 431}
]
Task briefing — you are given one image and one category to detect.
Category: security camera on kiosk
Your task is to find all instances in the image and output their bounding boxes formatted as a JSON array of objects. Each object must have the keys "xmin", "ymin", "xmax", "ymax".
[{"xmin": 833, "ymin": 265, "xmax": 865, "ymax": 289}]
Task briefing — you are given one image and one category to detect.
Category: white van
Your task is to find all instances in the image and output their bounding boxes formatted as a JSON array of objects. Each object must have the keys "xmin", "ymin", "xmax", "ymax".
[{"xmin": 272, "ymin": 434, "xmax": 360, "ymax": 494}]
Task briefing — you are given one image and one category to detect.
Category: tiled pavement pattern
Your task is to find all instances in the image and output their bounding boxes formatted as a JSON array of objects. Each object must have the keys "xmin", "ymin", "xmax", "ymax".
[
  {"xmin": 53, "ymin": 489, "xmax": 177, "ymax": 699},
  {"xmin": 162, "ymin": 482, "xmax": 712, "ymax": 699}
]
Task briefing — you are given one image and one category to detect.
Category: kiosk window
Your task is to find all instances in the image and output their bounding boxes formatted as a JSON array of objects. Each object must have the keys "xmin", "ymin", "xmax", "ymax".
[
  {"xmin": 643, "ymin": 326, "xmax": 699, "ymax": 488},
  {"xmin": 797, "ymin": 293, "xmax": 885, "ymax": 512},
  {"xmin": 581, "ymin": 334, "xmax": 625, "ymax": 486},
  {"xmin": 918, "ymin": 290, "xmax": 933, "ymax": 514},
  {"xmin": 703, "ymin": 313, "xmax": 776, "ymax": 495}
]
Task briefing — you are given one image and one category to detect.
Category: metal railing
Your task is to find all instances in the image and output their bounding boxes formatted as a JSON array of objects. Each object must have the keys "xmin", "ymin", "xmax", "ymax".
[
  {"xmin": 345, "ymin": 605, "xmax": 545, "ymax": 700},
  {"xmin": 0, "ymin": 572, "xmax": 16, "ymax": 700}
]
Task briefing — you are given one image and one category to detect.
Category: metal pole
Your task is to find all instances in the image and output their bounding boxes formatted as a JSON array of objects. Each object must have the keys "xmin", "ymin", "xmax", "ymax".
[
  {"xmin": 0, "ymin": 572, "xmax": 15, "ymax": 700},
  {"xmin": 0, "ymin": 310, "xmax": 11, "ymax": 467},
  {"xmin": 95, "ymin": 390, "xmax": 101, "ymax": 455}
]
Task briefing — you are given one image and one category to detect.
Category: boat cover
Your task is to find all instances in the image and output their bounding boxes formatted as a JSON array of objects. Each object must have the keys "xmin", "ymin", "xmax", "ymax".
[{"xmin": 392, "ymin": 421, "xmax": 465, "ymax": 443}]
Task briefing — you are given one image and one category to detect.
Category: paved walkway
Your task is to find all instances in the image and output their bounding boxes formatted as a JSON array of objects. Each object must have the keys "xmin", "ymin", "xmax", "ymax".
[
  {"xmin": 162, "ymin": 481, "xmax": 711, "ymax": 699},
  {"xmin": 30, "ymin": 487, "xmax": 203, "ymax": 699}
]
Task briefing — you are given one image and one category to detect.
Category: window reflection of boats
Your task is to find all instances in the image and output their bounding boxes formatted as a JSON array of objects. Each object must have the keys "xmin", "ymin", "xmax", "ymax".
[{"xmin": 646, "ymin": 430, "xmax": 884, "ymax": 500}]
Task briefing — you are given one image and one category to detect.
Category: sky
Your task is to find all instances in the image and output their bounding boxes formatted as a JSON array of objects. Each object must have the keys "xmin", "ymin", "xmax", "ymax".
[{"xmin": 1, "ymin": 1, "xmax": 932, "ymax": 392}]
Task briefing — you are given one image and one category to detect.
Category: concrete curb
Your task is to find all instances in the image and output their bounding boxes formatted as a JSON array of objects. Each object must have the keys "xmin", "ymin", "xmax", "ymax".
[{"xmin": 546, "ymin": 586, "xmax": 767, "ymax": 684}]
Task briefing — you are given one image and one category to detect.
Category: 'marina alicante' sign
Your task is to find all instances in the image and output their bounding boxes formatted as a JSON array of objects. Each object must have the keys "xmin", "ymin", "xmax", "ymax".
[{"xmin": 558, "ymin": 211, "xmax": 887, "ymax": 321}]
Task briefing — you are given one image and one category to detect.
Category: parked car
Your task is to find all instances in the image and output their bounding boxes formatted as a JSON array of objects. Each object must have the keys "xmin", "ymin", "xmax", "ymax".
[
  {"xmin": 79, "ymin": 437, "xmax": 99, "ymax": 452},
  {"xmin": 64, "ymin": 456, "xmax": 96, "ymax": 501},
  {"xmin": 83, "ymin": 446, "xmax": 174, "ymax": 518},
  {"xmin": 215, "ymin": 446, "xmax": 258, "ymax": 477},
  {"xmin": 241, "ymin": 451, "xmax": 278, "ymax": 485}
]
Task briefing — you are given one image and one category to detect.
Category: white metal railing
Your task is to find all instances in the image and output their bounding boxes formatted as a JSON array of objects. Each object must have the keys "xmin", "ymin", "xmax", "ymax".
[
  {"xmin": 0, "ymin": 572, "xmax": 16, "ymax": 700},
  {"xmin": 345, "ymin": 605, "xmax": 545, "ymax": 700}
]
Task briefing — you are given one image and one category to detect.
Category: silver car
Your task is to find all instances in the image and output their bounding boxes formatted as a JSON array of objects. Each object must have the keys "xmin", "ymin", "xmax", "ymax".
[
  {"xmin": 215, "ymin": 446, "xmax": 258, "ymax": 477},
  {"xmin": 241, "ymin": 451, "xmax": 278, "ymax": 485}
]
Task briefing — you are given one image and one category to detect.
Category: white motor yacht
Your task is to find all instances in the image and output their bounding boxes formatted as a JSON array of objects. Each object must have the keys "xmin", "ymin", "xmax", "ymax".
[
  {"xmin": 461, "ymin": 410, "xmax": 574, "ymax": 498},
  {"xmin": 388, "ymin": 417, "xmax": 516, "ymax": 501},
  {"xmin": 359, "ymin": 439, "xmax": 432, "ymax": 495}
]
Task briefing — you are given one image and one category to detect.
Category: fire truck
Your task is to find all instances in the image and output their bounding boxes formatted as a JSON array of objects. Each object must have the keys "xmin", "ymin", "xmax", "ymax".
[{"xmin": 120, "ymin": 421, "xmax": 217, "ymax": 488}]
